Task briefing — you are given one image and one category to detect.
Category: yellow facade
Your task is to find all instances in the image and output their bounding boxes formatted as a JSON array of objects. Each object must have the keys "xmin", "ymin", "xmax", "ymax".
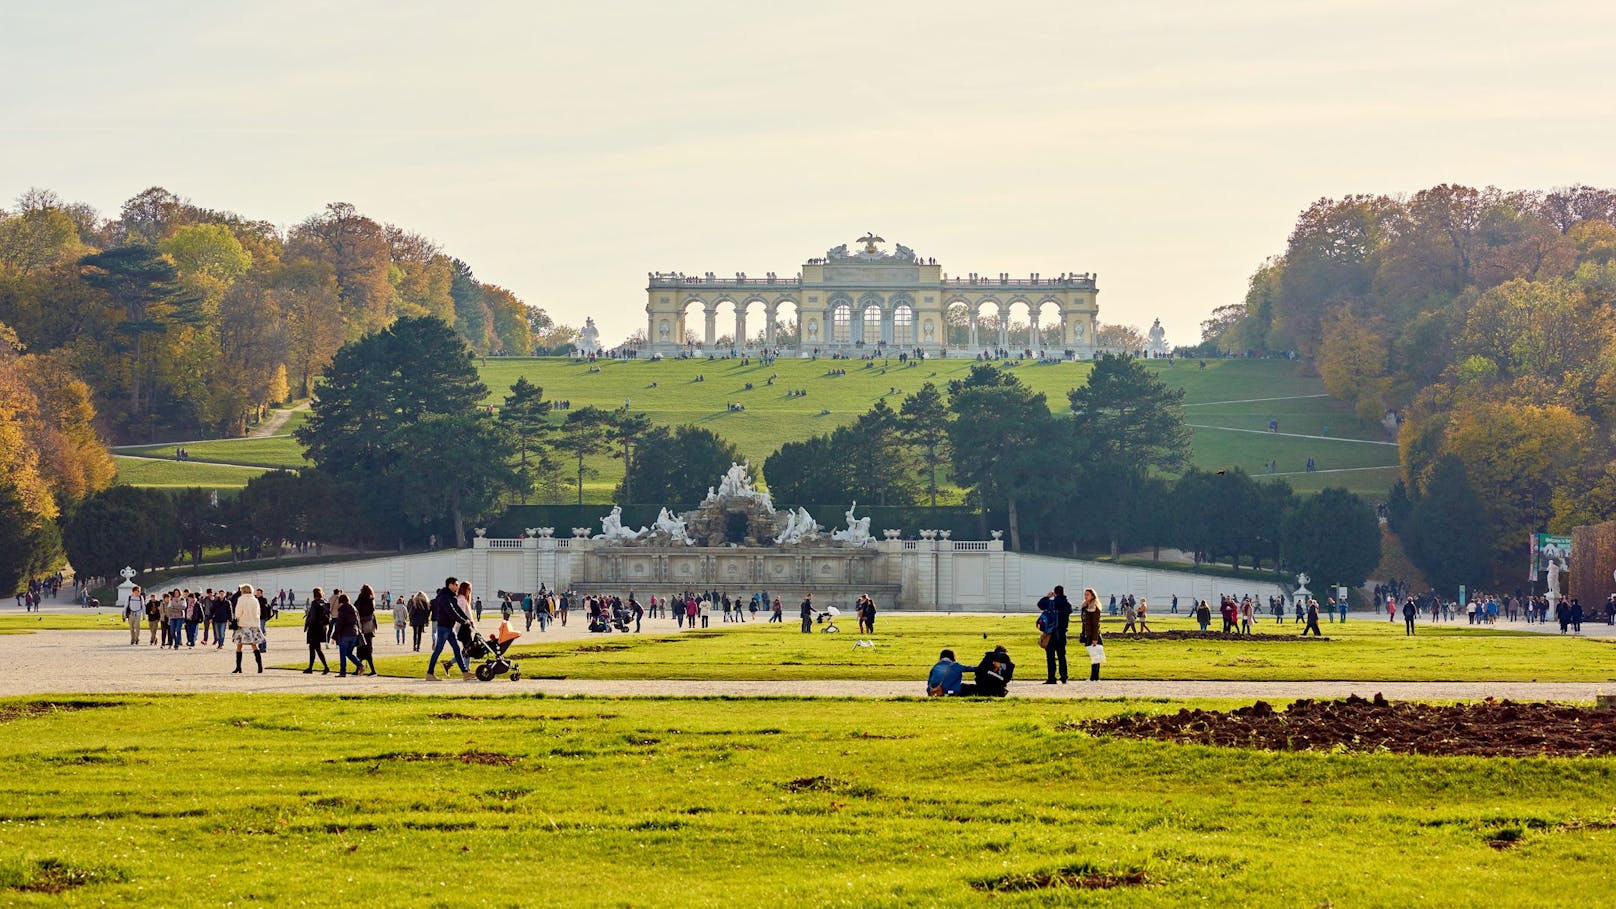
[{"xmin": 645, "ymin": 235, "xmax": 1098, "ymax": 356}]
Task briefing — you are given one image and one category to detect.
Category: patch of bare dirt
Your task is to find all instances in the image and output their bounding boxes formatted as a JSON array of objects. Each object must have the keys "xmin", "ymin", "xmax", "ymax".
[
  {"xmin": 971, "ymin": 865, "xmax": 1148, "ymax": 892},
  {"xmin": 1079, "ymin": 694, "xmax": 1616, "ymax": 757}
]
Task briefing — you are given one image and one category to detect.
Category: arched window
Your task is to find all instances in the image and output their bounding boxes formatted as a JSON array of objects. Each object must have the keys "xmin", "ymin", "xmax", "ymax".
[
  {"xmin": 832, "ymin": 304, "xmax": 852, "ymax": 343},
  {"xmin": 893, "ymin": 304, "xmax": 914, "ymax": 346}
]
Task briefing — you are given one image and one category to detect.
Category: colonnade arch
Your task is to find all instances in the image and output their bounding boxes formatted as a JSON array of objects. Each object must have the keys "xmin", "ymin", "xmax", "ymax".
[{"xmin": 645, "ymin": 238, "xmax": 1100, "ymax": 357}]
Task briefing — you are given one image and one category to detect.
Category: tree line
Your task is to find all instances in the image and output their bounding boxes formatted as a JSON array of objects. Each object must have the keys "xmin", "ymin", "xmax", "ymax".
[
  {"xmin": 0, "ymin": 186, "xmax": 575, "ymax": 443},
  {"xmin": 1202, "ymin": 183, "xmax": 1616, "ymax": 587},
  {"xmin": 760, "ymin": 357, "xmax": 1379, "ymax": 586},
  {"xmin": 59, "ymin": 321, "xmax": 1379, "ymax": 591}
]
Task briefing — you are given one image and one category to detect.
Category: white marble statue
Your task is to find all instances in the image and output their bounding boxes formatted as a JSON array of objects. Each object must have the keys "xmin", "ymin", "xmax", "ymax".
[
  {"xmin": 830, "ymin": 500, "xmax": 875, "ymax": 548},
  {"xmin": 579, "ymin": 317, "xmax": 602, "ymax": 355},
  {"xmin": 718, "ymin": 462, "xmax": 753, "ymax": 498},
  {"xmin": 652, "ymin": 507, "xmax": 695, "ymax": 546},
  {"xmin": 1547, "ymin": 557, "xmax": 1563, "ymax": 600},
  {"xmin": 1146, "ymin": 318, "xmax": 1168, "ymax": 357},
  {"xmin": 775, "ymin": 507, "xmax": 822, "ymax": 545},
  {"xmin": 594, "ymin": 505, "xmax": 644, "ymax": 542}
]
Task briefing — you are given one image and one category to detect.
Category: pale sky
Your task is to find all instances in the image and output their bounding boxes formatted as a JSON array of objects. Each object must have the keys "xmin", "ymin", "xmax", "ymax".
[{"xmin": 5, "ymin": 1, "xmax": 1615, "ymax": 346}]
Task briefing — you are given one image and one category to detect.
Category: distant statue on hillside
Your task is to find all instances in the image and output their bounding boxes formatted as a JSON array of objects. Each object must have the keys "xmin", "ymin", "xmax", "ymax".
[
  {"xmin": 579, "ymin": 317, "xmax": 602, "ymax": 356},
  {"xmin": 1146, "ymin": 318, "xmax": 1168, "ymax": 357}
]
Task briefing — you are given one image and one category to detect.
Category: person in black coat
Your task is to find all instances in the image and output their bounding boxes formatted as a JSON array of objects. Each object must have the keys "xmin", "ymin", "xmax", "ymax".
[
  {"xmin": 303, "ymin": 589, "xmax": 331, "ymax": 674},
  {"xmin": 332, "ymin": 593, "xmax": 363, "ymax": 677},
  {"xmin": 972, "ymin": 646, "xmax": 1015, "ymax": 697},
  {"xmin": 1041, "ymin": 586, "xmax": 1073, "ymax": 685}
]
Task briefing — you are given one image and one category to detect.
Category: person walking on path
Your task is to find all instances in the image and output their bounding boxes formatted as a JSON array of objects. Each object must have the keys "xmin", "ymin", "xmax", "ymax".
[
  {"xmin": 1121, "ymin": 598, "xmax": 1138, "ymax": 635},
  {"xmin": 407, "ymin": 592, "xmax": 430, "ymax": 651},
  {"xmin": 800, "ymin": 594, "xmax": 815, "ymax": 633},
  {"xmin": 122, "ymin": 585, "xmax": 144, "ymax": 645},
  {"xmin": 1402, "ymin": 597, "xmax": 1417, "ymax": 636},
  {"xmin": 208, "ymin": 594, "xmax": 230, "ymax": 649},
  {"xmin": 771, "ymin": 597, "xmax": 783, "ymax": 623},
  {"xmin": 230, "ymin": 584, "xmax": 265, "ymax": 674},
  {"xmin": 1078, "ymin": 587, "xmax": 1104, "ymax": 682},
  {"xmin": 332, "ymin": 592, "xmax": 363, "ymax": 677},
  {"xmin": 1135, "ymin": 598, "xmax": 1151, "ymax": 634},
  {"xmin": 302, "ymin": 588, "xmax": 331, "ymax": 674},
  {"xmin": 1040, "ymin": 587, "xmax": 1073, "ymax": 684},
  {"xmin": 426, "ymin": 577, "xmax": 473, "ymax": 681},
  {"xmin": 1301, "ymin": 599, "xmax": 1323, "ymax": 637},
  {"xmin": 392, "ymin": 593, "xmax": 409, "ymax": 645},
  {"xmin": 354, "ymin": 584, "xmax": 380, "ymax": 676}
]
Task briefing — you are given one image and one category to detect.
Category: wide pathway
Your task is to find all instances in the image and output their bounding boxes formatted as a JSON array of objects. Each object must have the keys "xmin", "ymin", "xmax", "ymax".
[{"xmin": 1, "ymin": 628, "xmax": 1612, "ymax": 702}]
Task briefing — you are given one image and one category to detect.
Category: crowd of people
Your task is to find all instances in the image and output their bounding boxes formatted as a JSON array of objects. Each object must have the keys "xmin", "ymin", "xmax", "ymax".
[{"xmin": 33, "ymin": 570, "xmax": 1611, "ymax": 693}]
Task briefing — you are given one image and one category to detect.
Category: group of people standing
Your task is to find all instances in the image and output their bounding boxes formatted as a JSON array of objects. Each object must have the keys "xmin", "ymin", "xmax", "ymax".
[{"xmin": 1036, "ymin": 586, "xmax": 1104, "ymax": 684}]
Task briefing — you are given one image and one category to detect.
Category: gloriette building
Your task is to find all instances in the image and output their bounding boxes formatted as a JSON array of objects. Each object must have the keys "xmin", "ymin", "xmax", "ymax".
[{"xmin": 645, "ymin": 233, "xmax": 1099, "ymax": 357}]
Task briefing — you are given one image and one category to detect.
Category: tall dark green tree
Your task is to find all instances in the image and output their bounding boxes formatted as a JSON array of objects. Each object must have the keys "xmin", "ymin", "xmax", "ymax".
[
  {"xmin": 899, "ymin": 382, "xmax": 951, "ymax": 507},
  {"xmin": 391, "ymin": 413, "xmax": 517, "ymax": 545},
  {"xmin": 947, "ymin": 368, "xmax": 1059, "ymax": 551},
  {"xmin": 1169, "ymin": 468, "xmax": 1264, "ymax": 571},
  {"xmin": 841, "ymin": 399, "xmax": 919, "ymax": 506},
  {"xmin": 1408, "ymin": 455, "xmax": 1490, "ymax": 594},
  {"xmin": 78, "ymin": 245, "xmax": 203, "ymax": 424},
  {"xmin": 499, "ymin": 377, "xmax": 552, "ymax": 503},
  {"xmin": 1067, "ymin": 353, "xmax": 1191, "ymax": 474},
  {"xmin": 1281, "ymin": 487, "xmax": 1382, "ymax": 589},
  {"xmin": 621, "ymin": 425, "xmax": 743, "ymax": 505},
  {"xmin": 61, "ymin": 485, "xmax": 179, "ymax": 578},
  {"xmin": 558, "ymin": 406, "xmax": 613, "ymax": 505},
  {"xmin": 611, "ymin": 409, "xmax": 653, "ymax": 502},
  {"xmin": 294, "ymin": 316, "xmax": 495, "ymax": 542},
  {"xmin": 763, "ymin": 434, "xmax": 844, "ymax": 505},
  {"xmin": 171, "ymin": 487, "xmax": 217, "ymax": 568}
]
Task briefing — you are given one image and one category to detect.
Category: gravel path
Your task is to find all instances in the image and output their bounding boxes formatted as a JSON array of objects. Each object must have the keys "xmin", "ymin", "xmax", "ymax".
[{"xmin": 1, "ymin": 628, "xmax": 1610, "ymax": 701}]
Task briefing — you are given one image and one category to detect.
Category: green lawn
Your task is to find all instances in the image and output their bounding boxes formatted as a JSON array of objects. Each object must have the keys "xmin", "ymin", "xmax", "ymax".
[
  {"xmin": 114, "ymin": 358, "xmax": 1399, "ymax": 499},
  {"xmin": 112, "ymin": 456, "xmax": 269, "ymax": 490},
  {"xmin": 367, "ymin": 614, "xmax": 1616, "ymax": 683},
  {"xmin": 118, "ymin": 437, "xmax": 309, "ymax": 469},
  {"xmin": 2, "ymin": 693, "xmax": 1613, "ymax": 907}
]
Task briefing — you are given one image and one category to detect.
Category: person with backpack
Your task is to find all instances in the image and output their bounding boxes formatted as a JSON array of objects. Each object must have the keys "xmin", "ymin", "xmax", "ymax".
[
  {"xmin": 122, "ymin": 585, "xmax": 144, "ymax": 645},
  {"xmin": 1038, "ymin": 586, "xmax": 1072, "ymax": 685}
]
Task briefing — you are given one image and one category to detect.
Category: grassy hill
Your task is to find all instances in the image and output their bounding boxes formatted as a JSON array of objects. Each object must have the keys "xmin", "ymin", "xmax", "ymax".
[{"xmin": 113, "ymin": 356, "xmax": 1400, "ymax": 500}]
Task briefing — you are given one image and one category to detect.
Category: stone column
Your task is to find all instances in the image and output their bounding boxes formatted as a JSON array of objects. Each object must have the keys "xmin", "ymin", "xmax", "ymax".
[
  {"xmin": 704, "ymin": 308, "xmax": 717, "ymax": 348},
  {"xmin": 882, "ymin": 309, "xmax": 894, "ymax": 346},
  {"xmin": 998, "ymin": 304, "xmax": 1009, "ymax": 351},
  {"xmin": 735, "ymin": 309, "xmax": 746, "ymax": 349},
  {"xmin": 764, "ymin": 303, "xmax": 777, "ymax": 348},
  {"xmin": 1029, "ymin": 313, "xmax": 1040, "ymax": 353}
]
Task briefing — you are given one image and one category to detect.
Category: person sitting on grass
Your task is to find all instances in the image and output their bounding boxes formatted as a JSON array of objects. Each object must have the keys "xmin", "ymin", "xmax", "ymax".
[
  {"xmin": 927, "ymin": 649, "xmax": 967, "ymax": 696},
  {"xmin": 971, "ymin": 646, "xmax": 1015, "ymax": 697}
]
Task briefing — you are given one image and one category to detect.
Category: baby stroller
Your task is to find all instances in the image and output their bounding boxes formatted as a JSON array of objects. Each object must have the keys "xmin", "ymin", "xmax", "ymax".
[
  {"xmin": 465, "ymin": 625, "xmax": 523, "ymax": 681},
  {"xmin": 816, "ymin": 606, "xmax": 841, "ymax": 633}
]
